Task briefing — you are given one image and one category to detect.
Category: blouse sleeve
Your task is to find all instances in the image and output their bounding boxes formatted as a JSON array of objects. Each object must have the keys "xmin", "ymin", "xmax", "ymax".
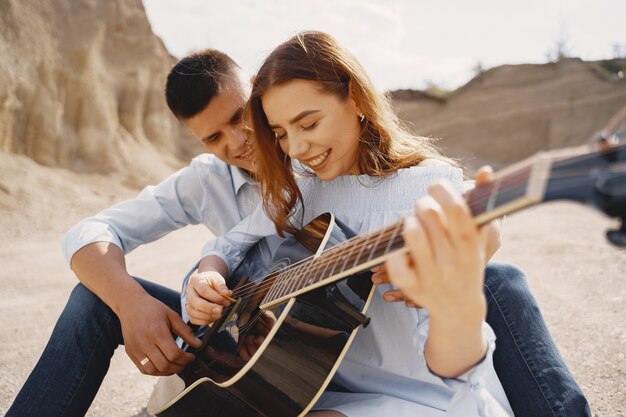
[
  {"xmin": 413, "ymin": 311, "xmax": 514, "ymax": 416},
  {"xmin": 199, "ymin": 203, "xmax": 277, "ymax": 275}
]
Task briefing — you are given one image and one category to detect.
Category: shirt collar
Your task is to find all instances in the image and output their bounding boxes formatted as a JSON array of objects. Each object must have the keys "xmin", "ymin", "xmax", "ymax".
[{"xmin": 229, "ymin": 164, "xmax": 255, "ymax": 194}]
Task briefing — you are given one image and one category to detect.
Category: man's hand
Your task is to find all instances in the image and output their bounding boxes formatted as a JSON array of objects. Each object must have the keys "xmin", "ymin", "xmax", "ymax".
[
  {"xmin": 185, "ymin": 271, "xmax": 232, "ymax": 325},
  {"xmin": 118, "ymin": 291, "xmax": 202, "ymax": 376},
  {"xmin": 68, "ymin": 242, "xmax": 202, "ymax": 376}
]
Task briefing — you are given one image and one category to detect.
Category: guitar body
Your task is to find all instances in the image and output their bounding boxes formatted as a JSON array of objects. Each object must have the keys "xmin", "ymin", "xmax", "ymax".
[
  {"xmin": 148, "ymin": 213, "xmax": 374, "ymax": 417},
  {"xmin": 148, "ymin": 138, "xmax": 626, "ymax": 416}
]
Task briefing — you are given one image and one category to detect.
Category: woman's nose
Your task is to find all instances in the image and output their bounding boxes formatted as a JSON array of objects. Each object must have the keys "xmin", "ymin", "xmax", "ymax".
[{"xmin": 286, "ymin": 133, "xmax": 309, "ymax": 159}]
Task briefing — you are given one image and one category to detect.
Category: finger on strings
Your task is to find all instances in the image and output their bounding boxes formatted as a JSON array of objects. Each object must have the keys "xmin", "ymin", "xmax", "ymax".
[
  {"xmin": 429, "ymin": 182, "xmax": 476, "ymax": 252},
  {"xmin": 475, "ymin": 165, "xmax": 494, "ymax": 186},
  {"xmin": 412, "ymin": 198, "xmax": 448, "ymax": 270},
  {"xmin": 385, "ymin": 251, "xmax": 418, "ymax": 296}
]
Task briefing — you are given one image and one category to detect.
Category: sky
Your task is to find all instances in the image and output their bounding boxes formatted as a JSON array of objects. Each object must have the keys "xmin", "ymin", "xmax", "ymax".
[{"xmin": 143, "ymin": 0, "xmax": 626, "ymax": 91}]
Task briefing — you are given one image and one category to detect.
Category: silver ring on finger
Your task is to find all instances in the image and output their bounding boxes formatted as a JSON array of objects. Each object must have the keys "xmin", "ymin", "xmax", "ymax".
[{"xmin": 140, "ymin": 356, "xmax": 150, "ymax": 366}]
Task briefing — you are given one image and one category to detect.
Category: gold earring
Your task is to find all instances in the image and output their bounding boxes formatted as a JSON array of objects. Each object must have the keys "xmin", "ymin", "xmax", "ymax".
[{"xmin": 358, "ymin": 113, "xmax": 365, "ymax": 123}]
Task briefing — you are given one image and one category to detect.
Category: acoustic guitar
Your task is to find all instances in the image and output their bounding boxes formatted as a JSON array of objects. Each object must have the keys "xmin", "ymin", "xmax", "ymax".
[{"xmin": 148, "ymin": 137, "xmax": 625, "ymax": 417}]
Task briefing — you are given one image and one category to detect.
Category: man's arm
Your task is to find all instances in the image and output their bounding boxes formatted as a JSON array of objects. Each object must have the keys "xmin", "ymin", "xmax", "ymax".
[
  {"xmin": 62, "ymin": 161, "xmax": 213, "ymax": 263},
  {"xmin": 70, "ymin": 242, "xmax": 201, "ymax": 376},
  {"xmin": 62, "ymin": 162, "xmax": 215, "ymax": 375}
]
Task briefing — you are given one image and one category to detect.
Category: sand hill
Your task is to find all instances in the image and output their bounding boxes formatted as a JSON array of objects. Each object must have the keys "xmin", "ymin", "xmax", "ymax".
[
  {"xmin": 394, "ymin": 59, "xmax": 626, "ymax": 171},
  {"xmin": 0, "ymin": 0, "xmax": 203, "ymax": 240}
]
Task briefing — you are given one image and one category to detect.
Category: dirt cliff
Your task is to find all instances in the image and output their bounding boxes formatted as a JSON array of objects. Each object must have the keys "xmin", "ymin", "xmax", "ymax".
[{"xmin": 0, "ymin": 0, "xmax": 199, "ymax": 183}]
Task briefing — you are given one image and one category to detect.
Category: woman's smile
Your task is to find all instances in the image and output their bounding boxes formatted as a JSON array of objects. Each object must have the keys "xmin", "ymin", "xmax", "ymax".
[{"xmin": 300, "ymin": 149, "xmax": 331, "ymax": 169}]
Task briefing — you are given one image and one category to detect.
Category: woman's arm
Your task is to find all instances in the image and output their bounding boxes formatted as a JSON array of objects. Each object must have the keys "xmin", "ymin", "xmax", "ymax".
[
  {"xmin": 374, "ymin": 166, "xmax": 500, "ymax": 308},
  {"xmin": 386, "ymin": 180, "xmax": 490, "ymax": 377}
]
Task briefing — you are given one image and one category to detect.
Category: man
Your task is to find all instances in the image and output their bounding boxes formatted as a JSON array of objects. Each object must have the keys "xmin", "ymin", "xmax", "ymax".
[
  {"xmin": 6, "ymin": 49, "xmax": 259, "ymax": 416},
  {"xmin": 6, "ymin": 49, "xmax": 589, "ymax": 417}
]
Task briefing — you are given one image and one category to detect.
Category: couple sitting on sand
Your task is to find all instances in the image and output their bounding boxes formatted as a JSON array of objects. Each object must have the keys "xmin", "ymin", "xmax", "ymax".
[{"xmin": 7, "ymin": 31, "xmax": 590, "ymax": 417}]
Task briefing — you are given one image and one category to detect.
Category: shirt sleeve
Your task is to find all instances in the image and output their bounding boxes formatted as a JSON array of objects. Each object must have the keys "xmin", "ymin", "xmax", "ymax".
[
  {"xmin": 61, "ymin": 161, "xmax": 211, "ymax": 264},
  {"xmin": 199, "ymin": 203, "xmax": 277, "ymax": 274},
  {"xmin": 413, "ymin": 311, "xmax": 514, "ymax": 416}
]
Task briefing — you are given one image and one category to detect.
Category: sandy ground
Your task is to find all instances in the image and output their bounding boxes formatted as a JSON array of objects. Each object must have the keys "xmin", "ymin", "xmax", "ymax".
[{"xmin": 0, "ymin": 194, "xmax": 625, "ymax": 416}]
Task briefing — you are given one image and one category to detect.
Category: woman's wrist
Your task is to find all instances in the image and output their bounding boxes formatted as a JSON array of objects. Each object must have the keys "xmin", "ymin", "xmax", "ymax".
[
  {"xmin": 428, "ymin": 292, "xmax": 487, "ymax": 324},
  {"xmin": 425, "ymin": 297, "xmax": 488, "ymax": 378},
  {"xmin": 198, "ymin": 255, "xmax": 229, "ymax": 276}
]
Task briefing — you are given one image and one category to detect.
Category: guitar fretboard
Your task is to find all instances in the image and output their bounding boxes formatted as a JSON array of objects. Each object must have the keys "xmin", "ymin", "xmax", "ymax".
[{"xmin": 261, "ymin": 162, "xmax": 538, "ymax": 309}]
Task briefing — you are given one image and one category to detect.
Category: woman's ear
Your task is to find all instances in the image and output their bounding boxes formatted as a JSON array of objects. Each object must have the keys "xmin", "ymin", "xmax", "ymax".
[{"xmin": 348, "ymin": 79, "xmax": 363, "ymax": 118}]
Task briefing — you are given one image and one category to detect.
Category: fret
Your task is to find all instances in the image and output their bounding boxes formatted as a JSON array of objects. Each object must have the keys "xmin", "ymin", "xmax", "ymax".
[
  {"xmin": 384, "ymin": 221, "xmax": 403, "ymax": 256},
  {"xmin": 300, "ymin": 255, "xmax": 318, "ymax": 288},
  {"xmin": 353, "ymin": 233, "xmax": 374, "ymax": 268},
  {"xmin": 486, "ymin": 180, "xmax": 500, "ymax": 212},
  {"xmin": 322, "ymin": 248, "xmax": 340, "ymax": 281},
  {"xmin": 283, "ymin": 263, "xmax": 300, "ymax": 297},
  {"xmin": 265, "ymin": 272, "xmax": 278, "ymax": 302},
  {"xmin": 313, "ymin": 254, "xmax": 332, "ymax": 285},
  {"xmin": 264, "ymin": 272, "xmax": 281, "ymax": 303},
  {"xmin": 340, "ymin": 239, "xmax": 357, "ymax": 275},
  {"xmin": 467, "ymin": 185, "xmax": 490, "ymax": 217},
  {"xmin": 467, "ymin": 165, "xmax": 535, "ymax": 218},
  {"xmin": 325, "ymin": 239, "xmax": 356, "ymax": 279},
  {"xmin": 272, "ymin": 268, "xmax": 294, "ymax": 301},
  {"xmin": 496, "ymin": 167, "xmax": 532, "ymax": 207},
  {"xmin": 367, "ymin": 229, "xmax": 386, "ymax": 262},
  {"xmin": 307, "ymin": 257, "xmax": 325, "ymax": 288},
  {"xmin": 494, "ymin": 182, "xmax": 527, "ymax": 208}
]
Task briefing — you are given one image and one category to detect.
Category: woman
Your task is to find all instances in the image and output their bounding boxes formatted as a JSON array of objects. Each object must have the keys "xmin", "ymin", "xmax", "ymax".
[{"xmin": 188, "ymin": 31, "xmax": 588, "ymax": 416}]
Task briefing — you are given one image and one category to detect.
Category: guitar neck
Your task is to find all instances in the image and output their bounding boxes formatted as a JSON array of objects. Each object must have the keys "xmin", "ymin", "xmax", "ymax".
[
  {"xmin": 261, "ymin": 141, "xmax": 626, "ymax": 310},
  {"xmin": 260, "ymin": 155, "xmax": 561, "ymax": 309}
]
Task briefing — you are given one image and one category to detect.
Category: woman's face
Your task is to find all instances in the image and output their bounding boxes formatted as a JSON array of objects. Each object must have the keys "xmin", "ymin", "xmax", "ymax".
[{"xmin": 262, "ymin": 79, "xmax": 362, "ymax": 180}]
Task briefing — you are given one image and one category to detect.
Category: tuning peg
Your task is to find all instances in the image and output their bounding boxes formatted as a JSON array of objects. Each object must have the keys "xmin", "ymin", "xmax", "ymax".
[
  {"xmin": 591, "ymin": 130, "xmax": 620, "ymax": 153},
  {"xmin": 606, "ymin": 220, "xmax": 626, "ymax": 247}
]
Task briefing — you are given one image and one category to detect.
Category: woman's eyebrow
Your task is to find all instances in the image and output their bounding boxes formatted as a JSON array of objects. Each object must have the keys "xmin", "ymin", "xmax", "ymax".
[{"xmin": 269, "ymin": 110, "xmax": 320, "ymax": 129}]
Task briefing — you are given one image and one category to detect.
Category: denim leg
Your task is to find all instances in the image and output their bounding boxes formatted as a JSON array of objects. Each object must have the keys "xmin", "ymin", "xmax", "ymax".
[
  {"xmin": 6, "ymin": 278, "xmax": 181, "ymax": 417},
  {"xmin": 484, "ymin": 262, "xmax": 591, "ymax": 417}
]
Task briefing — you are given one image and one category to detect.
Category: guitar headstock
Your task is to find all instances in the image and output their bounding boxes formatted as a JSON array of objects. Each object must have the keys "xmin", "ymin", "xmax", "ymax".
[
  {"xmin": 466, "ymin": 133, "xmax": 626, "ymax": 247},
  {"xmin": 545, "ymin": 133, "xmax": 626, "ymax": 246}
]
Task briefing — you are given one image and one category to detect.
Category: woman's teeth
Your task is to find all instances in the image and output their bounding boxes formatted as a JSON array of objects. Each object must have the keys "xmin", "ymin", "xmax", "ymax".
[{"xmin": 307, "ymin": 150, "xmax": 330, "ymax": 168}]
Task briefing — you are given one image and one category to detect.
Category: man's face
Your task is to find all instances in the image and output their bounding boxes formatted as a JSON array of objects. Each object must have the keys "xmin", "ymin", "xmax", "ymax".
[{"xmin": 182, "ymin": 69, "xmax": 255, "ymax": 173}]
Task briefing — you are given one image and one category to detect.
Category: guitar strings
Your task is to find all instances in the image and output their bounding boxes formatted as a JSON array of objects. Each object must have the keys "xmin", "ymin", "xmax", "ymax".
[
  {"xmin": 228, "ymin": 171, "xmax": 624, "ymax": 304},
  {"xmin": 216, "ymin": 162, "xmax": 626, "ymax": 302},
  {"xmin": 221, "ymin": 163, "xmax": 626, "ymax": 302},
  {"xmin": 229, "ymin": 224, "xmax": 401, "ymax": 301}
]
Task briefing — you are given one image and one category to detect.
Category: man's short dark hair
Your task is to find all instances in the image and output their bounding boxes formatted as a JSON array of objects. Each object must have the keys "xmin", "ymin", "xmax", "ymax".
[{"xmin": 166, "ymin": 49, "xmax": 240, "ymax": 120}]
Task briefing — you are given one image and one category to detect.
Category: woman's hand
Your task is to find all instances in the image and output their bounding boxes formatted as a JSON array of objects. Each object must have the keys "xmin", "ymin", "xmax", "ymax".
[
  {"xmin": 385, "ymin": 180, "xmax": 489, "ymax": 377},
  {"xmin": 385, "ymin": 180, "xmax": 488, "ymax": 318},
  {"xmin": 375, "ymin": 165, "xmax": 500, "ymax": 307},
  {"xmin": 185, "ymin": 270, "xmax": 232, "ymax": 325}
]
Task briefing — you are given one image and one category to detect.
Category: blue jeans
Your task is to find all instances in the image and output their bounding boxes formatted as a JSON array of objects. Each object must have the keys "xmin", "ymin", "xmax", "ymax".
[
  {"xmin": 5, "ymin": 278, "xmax": 181, "ymax": 417},
  {"xmin": 485, "ymin": 263, "xmax": 591, "ymax": 417},
  {"xmin": 6, "ymin": 264, "xmax": 590, "ymax": 417}
]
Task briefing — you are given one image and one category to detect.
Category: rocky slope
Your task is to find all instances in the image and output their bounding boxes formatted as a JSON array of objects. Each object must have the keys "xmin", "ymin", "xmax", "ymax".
[{"xmin": 0, "ymin": 0, "xmax": 199, "ymax": 184}]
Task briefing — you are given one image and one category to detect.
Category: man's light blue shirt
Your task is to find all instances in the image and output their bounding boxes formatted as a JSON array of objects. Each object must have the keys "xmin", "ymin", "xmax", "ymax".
[{"xmin": 61, "ymin": 153, "xmax": 259, "ymax": 266}]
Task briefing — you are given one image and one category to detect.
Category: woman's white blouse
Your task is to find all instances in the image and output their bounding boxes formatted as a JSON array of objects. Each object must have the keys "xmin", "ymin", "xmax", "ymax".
[{"xmin": 200, "ymin": 164, "xmax": 514, "ymax": 417}]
